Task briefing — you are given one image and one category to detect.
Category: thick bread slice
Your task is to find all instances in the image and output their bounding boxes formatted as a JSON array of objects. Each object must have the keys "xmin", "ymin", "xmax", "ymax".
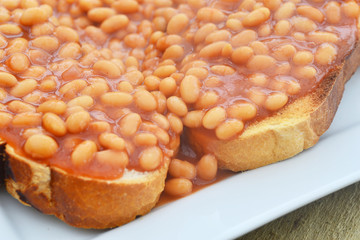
[
  {"xmin": 3, "ymin": 143, "xmax": 169, "ymax": 229},
  {"xmin": 187, "ymin": 42, "xmax": 360, "ymax": 172}
]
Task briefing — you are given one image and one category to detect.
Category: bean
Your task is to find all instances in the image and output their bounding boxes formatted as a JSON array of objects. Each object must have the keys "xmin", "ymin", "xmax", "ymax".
[
  {"xmin": 216, "ymin": 119, "xmax": 244, "ymax": 140},
  {"xmin": 264, "ymin": 92, "xmax": 289, "ymax": 111},
  {"xmin": 89, "ymin": 121, "xmax": 111, "ymax": 133},
  {"xmin": 242, "ymin": 7, "xmax": 270, "ymax": 27},
  {"xmin": 24, "ymin": 134, "xmax": 58, "ymax": 159},
  {"xmin": 293, "ymin": 66, "xmax": 317, "ymax": 80},
  {"xmin": 165, "ymin": 178, "xmax": 193, "ymax": 197},
  {"xmin": 112, "ymin": 0, "xmax": 139, "ymax": 14},
  {"xmin": 0, "ymin": 24, "xmax": 22, "ymax": 35},
  {"xmin": 247, "ymin": 55, "xmax": 276, "ymax": 71},
  {"xmin": 263, "ymin": 0, "xmax": 281, "ymax": 10},
  {"xmin": 144, "ymin": 75, "xmax": 160, "ymax": 91},
  {"xmin": 66, "ymin": 111, "xmax": 91, "ymax": 133},
  {"xmin": 194, "ymin": 23, "xmax": 217, "ymax": 44},
  {"xmin": 169, "ymin": 159, "xmax": 196, "ymax": 180},
  {"xmin": 307, "ymin": 31, "xmax": 339, "ymax": 43},
  {"xmin": 274, "ymin": 20, "xmax": 291, "ymax": 36},
  {"xmin": 0, "ymin": 112, "xmax": 12, "ymax": 128},
  {"xmin": 101, "ymin": 14, "xmax": 129, "ymax": 33},
  {"xmin": 180, "ymin": 75, "xmax": 200, "ymax": 104},
  {"xmin": 126, "ymin": 71, "xmax": 144, "ymax": 86},
  {"xmin": 167, "ymin": 96, "xmax": 188, "ymax": 117},
  {"xmin": 226, "ymin": 18, "xmax": 243, "ymax": 31},
  {"xmin": 79, "ymin": 0, "xmax": 102, "ymax": 12},
  {"xmin": 205, "ymin": 30, "xmax": 231, "ymax": 44},
  {"xmin": 293, "ymin": 17, "xmax": 317, "ymax": 33},
  {"xmin": 167, "ymin": 13, "xmax": 189, "ymax": 34},
  {"xmin": 71, "ymin": 140, "xmax": 97, "ymax": 166},
  {"xmin": 59, "ymin": 79, "xmax": 87, "ymax": 99},
  {"xmin": 162, "ymin": 45, "xmax": 184, "ymax": 60},
  {"xmin": 55, "ymin": 26, "xmax": 79, "ymax": 42},
  {"xmin": 297, "ymin": 5, "xmax": 324, "ymax": 22},
  {"xmin": 139, "ymin": 146, "xmax": 163, "ymax": 171},
  {"xmin": 196, "ymin": 154, "xmax": 217, "ymax": 181},
  {"xmin": 186, "ymin": 67, "xmax": 208, "ymax": 80},
  {"xmin": 32, "ymin": 36, "xmax": 59, "ymax": 53},
  {"xmin": 231, "ymin": 46, "xmax": 254, "ymax": 65},
  {"xmin": 197, "ymin": 7, "xmax": 225, "ymax": 23},
  {"xmin": 8, "ymin": 100, "xmax": 35, "ymax": 113},
  {"xmin": 274, "ymin": 2, "xmax": 296, "ymax": 20},
  {"xmin": 202, "ymin": 107, "xmax": 226, "ymax": 129},
  {"xmin": 12, "ymin": 112, "xmax": 41, "ymax": 126},
  {"xmin": 195, "ymin": 91, "xmax": 218, "ymax": 110},
  {"xmin": 239, "ymin": 0, "xmax": 256, "ymax": 10},
  {"xmin": 99, "ymin": 132, "xmax": 125, "ymax": 151},
  {"xmin": 134, "ymin": 90, "xmax": 158, "ymax": 112},
  {"xmin": 248, "ymin": 88, "xmax": 266, "ymax": 106},
  {"xmin": 210, "ymin": 65, "xmax": 235, "ymax": 76},
  {"xmin": 315, "ymin": 43, "xmax": 337, "ymax": 65},
  {"xmin": 258, "ymin": 23, "xmax": 272, "ymax": 37},
  {"xmin": 96, "ymin": 150, "xmax": 129, "ymax": 167},
  {"xmin": 273, "ymin": 44, "xmax": 296, "ymax": 61},
  {"xmin": 7, "ymin": 38, "xmax": 28, "ymax": 54},
  {"xmin": 325, "ymin": 1, "xmax": 341, "ymax": 24},
  {"xmin": 134, "ymin": 133, "xmax": 158, "ymax": 146},
  {"xmin": 87, "ymin": 7, "xmax": 116, "ymax": 22},
  {"xmin": 119, "ymin": 113, "xmax": 142, "ymax": 136},
  {"xmin": 152, "ymin": 91, "xmax": 167, "ymax": 113},
  {"xmin": 231, "ymin": 30, "xmax": 257, "ymax": 47},
  {"xmin": 153, "ymin": 65, "xmax": 177, "ymax": 78},
  {"xmin": 167, "ymin": 113, "xmax": 183, "ymax": 134},
  {"xmin": 152, "ymin": 112, "xmax": 170, "ymax": 130},
  {"xmin": 342, "ymin": 1, "xmax": 360, "ymax": 18},
  {"xmin": 10, "ymin": 78, "xmax": 37, "ymax": 98},
  {"xmin": 227, "ymin": 102, "xmax": 257, "ymax": 120},
  {"xmin": 7, "ymin": 52, "xmax": 30, "ymax": 72},
  {"xmin": 84, "ymin": 26, "xmax": 107, "ymax": 45},
  {"xmin": 117, "ymin": 81, "xmax": 134, "ymax": 93},
  {"xmin": 293, "ymin": 51, "xmax": 314, "ymax": 65},
  {"xmin": 124, "ymin": 33, "xmax": 146, "ymax": 48},
  {"xmin": 42, "ymin": 112, "xmax": 67, "ymax": 136},
  {"xmin": 93, "ymin": 60, "xmax": 121, "ymax": 78},
  {"xmin": 101, "ymin": 92, "xmax": 133, "ymax": 107},
  {"xmin": 37, "ymin": 100, "xmax": 67, "ymax": 115},
  {"xmin": 0, "ymin": 72, "xmax": 17, "ymax": 87},
  {"xmin": 81, "ymin": 82, "xmax": 109, "ymax": 97},
  {"xmin": 199, "ymin": 41, "xmax": 227, "ymax": 58},
  {"xmin": 67, "ymin": 95, "xmax": 94, "ymax": 109},
  {"xmin": 159, "ymin": 77, "xmax": 177, "ymax": 97}
]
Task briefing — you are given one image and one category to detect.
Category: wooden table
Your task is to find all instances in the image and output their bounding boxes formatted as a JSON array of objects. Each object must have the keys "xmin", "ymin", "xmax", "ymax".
[{"xmin": 238, "ymin": 182, "xmax": 360, "ymax": 239}]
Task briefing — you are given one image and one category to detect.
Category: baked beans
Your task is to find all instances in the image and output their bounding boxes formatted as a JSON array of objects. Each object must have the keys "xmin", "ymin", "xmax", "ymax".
[{"xmin": 0, "ymin": 0, "xmax": 355, "ymax": 191}]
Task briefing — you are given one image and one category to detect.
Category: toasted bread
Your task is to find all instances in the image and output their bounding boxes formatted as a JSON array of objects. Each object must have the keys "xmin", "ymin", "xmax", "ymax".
[
  {"xmin": 187, "ymin": 42, "xmax": 360, "ymax": 172},
  {"xmin": 3, "ymin": 142, "xmax": 169, "ymax": 229}
]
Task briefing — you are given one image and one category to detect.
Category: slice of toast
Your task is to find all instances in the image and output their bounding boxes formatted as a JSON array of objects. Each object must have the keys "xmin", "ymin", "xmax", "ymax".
[
  {"xmin": 187, "ymin": 42, "xmax": 360, "ymax": 172},
  {"xmin": 4, "ymin": 142, "xmax": 170, "ymax": 229}
]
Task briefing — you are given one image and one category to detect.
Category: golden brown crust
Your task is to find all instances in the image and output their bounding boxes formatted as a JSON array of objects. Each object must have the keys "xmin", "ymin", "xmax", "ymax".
[
  {"xmin": 188, "ymin": 42, "xmax": 360, "ymax": 172},
  {"xmin": 3, "ymin": 144, "xmax": 169, "ymax": 229}
]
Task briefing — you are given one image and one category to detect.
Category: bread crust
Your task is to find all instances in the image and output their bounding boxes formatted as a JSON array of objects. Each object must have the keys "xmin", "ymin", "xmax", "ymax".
[
  {"xmin": 187, "ymin": 42, "xmax": 360, "ymax": 172},
  {"xmin": 3, "ymin": 143, "xmax": 169, "ymax": 229}
]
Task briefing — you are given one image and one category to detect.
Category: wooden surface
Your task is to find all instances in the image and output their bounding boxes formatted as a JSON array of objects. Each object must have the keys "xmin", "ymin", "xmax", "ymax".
[{"xmin": 238, "ymin": 182, "xmax": 360, "ymax": 240}]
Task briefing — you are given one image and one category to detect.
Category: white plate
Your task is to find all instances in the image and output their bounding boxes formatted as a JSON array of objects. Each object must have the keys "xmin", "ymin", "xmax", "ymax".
[{"xmin": 1, "ymin": 69, "xmax": 360, "ymax": 240}]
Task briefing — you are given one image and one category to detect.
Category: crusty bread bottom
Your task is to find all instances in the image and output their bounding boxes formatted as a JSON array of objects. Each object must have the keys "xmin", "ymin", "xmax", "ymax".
[
  {"xmin": 188, "ymin": 42, "xmax": 360, "ymax": 172},
  {"xmin": 2, "ymin": 143, "xmax": 169, "ymax": 229}
]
